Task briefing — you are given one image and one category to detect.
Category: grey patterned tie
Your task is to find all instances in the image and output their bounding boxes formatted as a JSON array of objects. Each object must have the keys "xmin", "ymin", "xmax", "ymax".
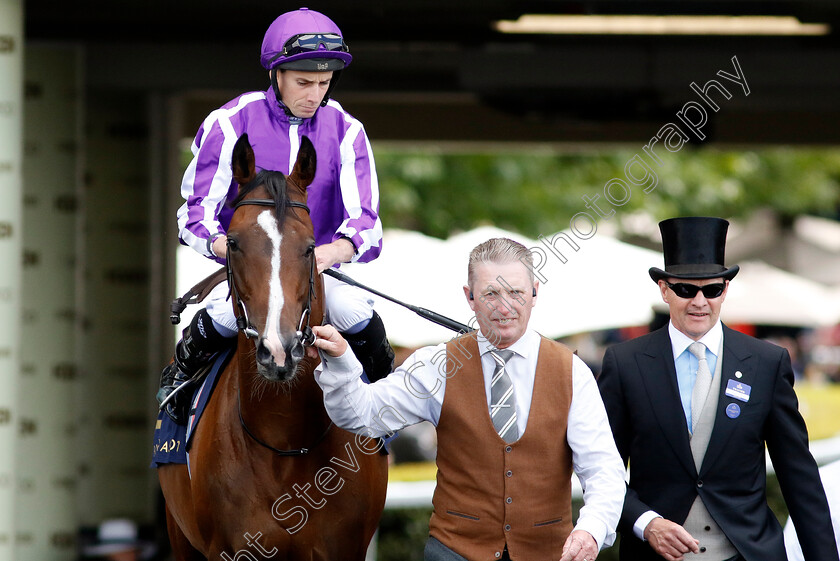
[
  {"xmin": 689, "ymin": 341, "xmax": 713, "ymax": 434},
  {"xmin": 489, "ymin": 350, "xmax": 518, "ymax": 443}
]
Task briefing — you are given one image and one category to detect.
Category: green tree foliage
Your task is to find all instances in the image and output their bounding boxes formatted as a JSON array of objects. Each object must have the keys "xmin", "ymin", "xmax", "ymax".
[{"xmin": 374, "ymin": 146, "xmax": 840, "ymax": 239}]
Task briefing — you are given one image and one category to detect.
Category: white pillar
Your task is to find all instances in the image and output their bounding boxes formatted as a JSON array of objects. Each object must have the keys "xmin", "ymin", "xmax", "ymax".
[
  {"xmin": 76, "ymin": 90, "xmax": 153, "ymax": 525},
  {"xmin": 0, "ymin": 1, "xmax": 23, "ymax": 560},
  {"xmin": 16, "ymin": 44, "xmax": 82, "ymax": 560}
]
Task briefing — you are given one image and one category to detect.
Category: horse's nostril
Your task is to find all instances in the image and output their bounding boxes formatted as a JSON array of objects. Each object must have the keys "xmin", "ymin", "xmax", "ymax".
[
  {"xmin": 256, "ymin": 340, "xmax": 273, "ymax": 365},
  {"xmin": 290, "ymin": 340, "xmax": 304, "ymax": 362}
]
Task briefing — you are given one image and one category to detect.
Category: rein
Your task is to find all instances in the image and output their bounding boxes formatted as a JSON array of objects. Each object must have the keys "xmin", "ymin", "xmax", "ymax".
[
  {"xmin": 237, "ymin": 389, "xmax": 333, "ymax": 456},
  {"xmin": 228, "ymin": 197, "xmax": 328, "ymax": 456}
]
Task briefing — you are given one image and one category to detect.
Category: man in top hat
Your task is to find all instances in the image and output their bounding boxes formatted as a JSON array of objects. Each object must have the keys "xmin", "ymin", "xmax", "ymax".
[{"xmin": 597, "ymin": 216, "xmax": 838, "ymax": 561}]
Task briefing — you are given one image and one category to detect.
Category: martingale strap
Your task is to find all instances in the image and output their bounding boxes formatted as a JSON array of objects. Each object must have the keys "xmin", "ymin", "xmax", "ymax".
[{"xmin": 238, "ymin": 388, "xmax": 333, "ymax": 456}]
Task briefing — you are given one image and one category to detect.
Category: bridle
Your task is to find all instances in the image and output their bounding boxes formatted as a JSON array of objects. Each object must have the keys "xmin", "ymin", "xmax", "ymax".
[
  {"xmin": 227, "ymin": 195, "xmax": 329, "ymax": 456},
  {"xmin": 226, "ymin": 198, "xmax": 317, "ymax": 348}
]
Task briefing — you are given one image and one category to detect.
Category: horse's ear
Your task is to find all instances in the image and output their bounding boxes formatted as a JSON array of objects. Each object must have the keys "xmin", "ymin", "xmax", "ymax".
[
  {"xmin": 290, "ymin": 136, "xmax": 317, "ymax": 191},
  {"xmin": 232, "ymin": 133, "xmax": 257, "ymax": 186}
]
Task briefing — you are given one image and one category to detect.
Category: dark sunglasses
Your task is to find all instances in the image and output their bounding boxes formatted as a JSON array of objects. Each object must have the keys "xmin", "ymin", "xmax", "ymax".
[
  {"xmin": 665, "ymin": 281, "xmax": 726, "ymax": 299},
  {"xmin": 282, "ymin": 33, "xmax": 348, "ymax": 57}
]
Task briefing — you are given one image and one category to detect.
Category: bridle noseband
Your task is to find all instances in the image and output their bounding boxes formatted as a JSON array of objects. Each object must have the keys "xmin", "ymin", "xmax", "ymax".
[{"xmin": 226, "ymin": 198, "xmax": 317, "ymax": 348}]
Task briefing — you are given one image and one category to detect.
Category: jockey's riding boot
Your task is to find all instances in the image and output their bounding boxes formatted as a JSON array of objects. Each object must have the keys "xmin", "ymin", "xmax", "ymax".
[
  {"xmin": 344, "ymin": 311, "xmax": 395, "ymax": 383},
  {"xmin": 157, "ymin": 308, "xmax": 224, "ymax": 425}
]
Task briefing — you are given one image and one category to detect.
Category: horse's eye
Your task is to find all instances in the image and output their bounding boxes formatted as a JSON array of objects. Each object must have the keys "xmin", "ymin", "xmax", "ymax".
[
  {"xmin": 227, "ymin": 237, "xmax": 239, "ymax": 252},
  {"xmin": 304, "ymin": 244, "xmax": 315, "ymax": 257}
]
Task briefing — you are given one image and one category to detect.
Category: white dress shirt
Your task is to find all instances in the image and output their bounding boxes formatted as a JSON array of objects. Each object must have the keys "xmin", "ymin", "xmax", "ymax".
[{"xmin": 315, "ymin": 328, "xmax": 626, "ymax": 549}]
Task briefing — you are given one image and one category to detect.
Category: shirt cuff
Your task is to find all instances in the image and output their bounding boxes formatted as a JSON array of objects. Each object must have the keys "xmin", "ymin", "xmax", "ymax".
[
  {"xmin": 573, "ymin": 518, "xmax": 610, "ymax": 550},
  {"xmin": 634, "ymin": 511, "xmax": 662, "ymax": 541},
  {"xmin": 317, "ymin": 346, "xmax": 361, "ymax": 379}
]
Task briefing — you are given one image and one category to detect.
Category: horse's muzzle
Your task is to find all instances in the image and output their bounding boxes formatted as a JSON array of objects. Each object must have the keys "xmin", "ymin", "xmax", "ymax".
[{"xmin": 255, "ymin": 335, "xmax": 305, "ymax": 381}]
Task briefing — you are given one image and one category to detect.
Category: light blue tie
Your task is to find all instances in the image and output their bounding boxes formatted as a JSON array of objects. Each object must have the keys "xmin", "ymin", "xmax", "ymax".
[{"xmin": 489, "ymin": 350, "xmax": 518, "ymax": 443}]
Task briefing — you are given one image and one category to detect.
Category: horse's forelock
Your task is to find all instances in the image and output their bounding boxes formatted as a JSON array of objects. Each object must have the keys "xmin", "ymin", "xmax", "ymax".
[{"xmin": 231, "ymin": 170, "xmax": 290, "ymax": 226}]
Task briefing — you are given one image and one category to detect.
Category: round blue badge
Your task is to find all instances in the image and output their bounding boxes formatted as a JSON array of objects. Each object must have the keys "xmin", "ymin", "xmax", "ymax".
[{"xmin": 726, "ymin": 403, "xmax": 741, "ymax": 419}]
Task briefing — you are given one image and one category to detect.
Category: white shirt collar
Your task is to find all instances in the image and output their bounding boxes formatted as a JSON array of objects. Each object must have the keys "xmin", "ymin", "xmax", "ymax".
[{"xmin": 668, "ymin": 319, "xmax": 723, "ymax": 358}]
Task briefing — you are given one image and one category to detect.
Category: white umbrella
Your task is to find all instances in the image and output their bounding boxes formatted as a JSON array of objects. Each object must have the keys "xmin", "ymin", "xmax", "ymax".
[
  {"xmin": 527, "ymin": 232, "xmax": 662, "ymax": 338},
  {"xmin": 341, "ymin": 228, "xmax": 478, "ymax": 348},
  {"xmin": 343, "ymin": 226, "xmax": 663, "ymax": 347},
  {"xmin": 176, "ymin": 226, "xmax": 675, "ymax": 348},
  {"xmin": 720, "ymin": 260, "xmax": 840, "ymax": 327}
]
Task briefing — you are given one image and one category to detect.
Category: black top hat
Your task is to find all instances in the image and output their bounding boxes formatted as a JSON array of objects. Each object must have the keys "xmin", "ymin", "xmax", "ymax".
[{"xmin": 648, "ymin": 216, "xmax": 740, "ymax": 283}]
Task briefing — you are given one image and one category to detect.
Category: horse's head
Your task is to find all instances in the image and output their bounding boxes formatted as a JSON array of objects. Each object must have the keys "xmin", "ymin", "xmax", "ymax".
[{"xmin": 226, "ymin": 133, "xmax": 322, "ymax": 381}]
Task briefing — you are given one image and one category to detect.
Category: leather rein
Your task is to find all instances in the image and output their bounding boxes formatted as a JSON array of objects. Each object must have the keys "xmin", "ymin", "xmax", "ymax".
[{"xmin": 227, "ymin": 196, "xmax": 330, "ymax": 456}]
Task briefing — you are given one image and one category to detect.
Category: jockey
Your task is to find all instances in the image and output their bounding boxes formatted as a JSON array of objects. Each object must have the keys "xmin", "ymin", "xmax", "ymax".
[{"xmin": 157, "ymin": 7, "xmax": 394, "ymax": 424}]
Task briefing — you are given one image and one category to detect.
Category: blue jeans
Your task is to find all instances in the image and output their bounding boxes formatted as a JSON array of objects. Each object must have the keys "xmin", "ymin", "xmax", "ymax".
[
  {"xmin": 424, "ymin": 537, "xmax": 512, "ymax": 561},
  {"xmin": 424, "ymin": 537, "xmax": 470, "ymax": 561}
]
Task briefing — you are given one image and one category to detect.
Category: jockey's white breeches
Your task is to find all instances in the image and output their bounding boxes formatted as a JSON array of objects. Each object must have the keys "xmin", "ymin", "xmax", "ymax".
[{"xmin": 205, "ymin": 272, "xmax": 374, "ymax": 336}]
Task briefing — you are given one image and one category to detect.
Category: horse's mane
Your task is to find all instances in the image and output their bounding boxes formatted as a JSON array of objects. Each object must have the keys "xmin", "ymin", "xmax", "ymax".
[{"xmin": 231, "ymin": 170, "xmax": 290, "ymax": 226}]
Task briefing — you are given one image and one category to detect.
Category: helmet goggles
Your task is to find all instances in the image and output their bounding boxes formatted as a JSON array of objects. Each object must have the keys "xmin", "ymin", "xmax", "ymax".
[{"xmin": 282, "ymin": 33, "xmax": 348, "ymax": 57}]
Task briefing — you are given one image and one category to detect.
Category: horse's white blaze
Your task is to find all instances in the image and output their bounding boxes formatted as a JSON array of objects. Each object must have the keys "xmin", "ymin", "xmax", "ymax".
[{"xmin": 257, "ymin": 211, "xmax": 285, "ymax": 363}]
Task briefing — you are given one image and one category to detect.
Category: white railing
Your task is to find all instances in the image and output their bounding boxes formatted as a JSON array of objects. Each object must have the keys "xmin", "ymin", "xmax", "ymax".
[{"xmin": 384, "ymin": 434, "xmax": 840, "ymax": 509}]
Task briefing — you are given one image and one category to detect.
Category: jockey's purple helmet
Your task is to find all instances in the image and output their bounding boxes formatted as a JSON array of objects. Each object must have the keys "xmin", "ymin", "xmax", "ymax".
[{"xmin": 260, "ymin": 7, "xmax": 352, "ymax": 72}]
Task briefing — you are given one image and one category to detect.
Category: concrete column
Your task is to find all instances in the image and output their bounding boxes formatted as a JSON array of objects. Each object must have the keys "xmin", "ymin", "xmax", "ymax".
[
  {"xmin": 76, "ymin": 89, "xmax": 152, "ymax": 526},
  {"xmin": 16, "ymin": 44, "xmax": 82, "ymax": 560},
  {"xmin": 0, "ymin": 1, "xmax": 23, "ymax": 560}
]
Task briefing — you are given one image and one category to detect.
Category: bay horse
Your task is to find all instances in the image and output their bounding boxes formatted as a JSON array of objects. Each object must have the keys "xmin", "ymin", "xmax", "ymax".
[{"xmin": 158, "ymin": 134, "xmax": 388, "ymax": 560}]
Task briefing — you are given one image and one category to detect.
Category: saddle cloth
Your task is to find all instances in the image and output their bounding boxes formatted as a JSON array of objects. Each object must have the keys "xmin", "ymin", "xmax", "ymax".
[
  {"xmin": 150, "ymin": 347, "xmax": 394, "ymax": 470},
  {"xmin": 150, "ymin": 348, "xmax": 233, "ymax": 467}
]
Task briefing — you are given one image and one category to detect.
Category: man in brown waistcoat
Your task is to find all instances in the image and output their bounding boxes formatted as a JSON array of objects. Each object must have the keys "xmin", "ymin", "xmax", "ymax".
[
  {"xmin": 311, "ymin": 237, "xmax": 625, "ymax": 561},
  {"xmin": 597, "ymin": 216, "xmax": 838, "ymax": 561}
]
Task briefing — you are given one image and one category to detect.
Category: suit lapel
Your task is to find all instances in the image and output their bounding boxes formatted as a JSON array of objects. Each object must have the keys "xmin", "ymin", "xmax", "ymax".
[
  {"xmin": 636, "ymin": 328, "xmax": 697, "ymax": 478},
  {"xmin": 699, "ymin": 325, "xmax": 755, "ymax": 475}
]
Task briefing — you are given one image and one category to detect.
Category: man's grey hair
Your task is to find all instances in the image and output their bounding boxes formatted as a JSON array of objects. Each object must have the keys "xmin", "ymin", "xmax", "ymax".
[{"xmin": 467, "ymin": 237, "xmax": 535, "ymax": 288}]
